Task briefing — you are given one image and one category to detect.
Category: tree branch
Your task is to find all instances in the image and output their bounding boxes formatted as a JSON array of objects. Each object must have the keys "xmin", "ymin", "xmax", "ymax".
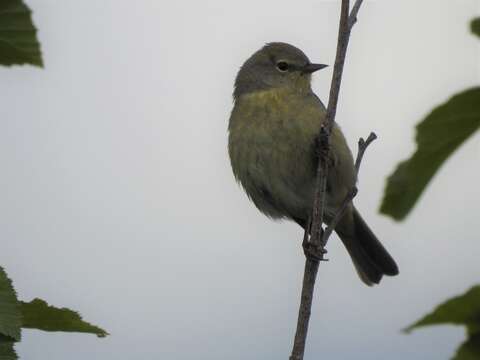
[{"xmin": 289, "ymin": 1, "xmax": 367, "ymax": 359}]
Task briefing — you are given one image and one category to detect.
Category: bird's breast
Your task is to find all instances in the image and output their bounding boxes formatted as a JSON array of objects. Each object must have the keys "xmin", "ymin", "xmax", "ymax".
[{"xmin": 228, "ymin": 89, "xmax": 323, "ymax": 219}]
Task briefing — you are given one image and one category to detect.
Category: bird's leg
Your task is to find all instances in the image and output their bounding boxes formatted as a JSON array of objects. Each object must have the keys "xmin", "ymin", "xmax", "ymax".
[
  {"xmin": 303, "ymin": 237, "xmax": 328, "ymax": 262},
  {"xmin": 302, "ymin": 216, "xmax": 328, "ymax": 261}
]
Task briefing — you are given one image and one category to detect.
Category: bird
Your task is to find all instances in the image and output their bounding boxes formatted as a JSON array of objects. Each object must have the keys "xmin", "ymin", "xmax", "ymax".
[{"xmin": 228, "ymin": 42, "xmax": 398, "ymax": 285}]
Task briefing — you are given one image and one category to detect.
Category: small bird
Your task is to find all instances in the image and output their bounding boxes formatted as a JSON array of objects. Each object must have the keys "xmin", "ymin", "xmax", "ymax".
[{"xmin": 228, "ymin": 42, "xmax": 398, "ymax": 285}]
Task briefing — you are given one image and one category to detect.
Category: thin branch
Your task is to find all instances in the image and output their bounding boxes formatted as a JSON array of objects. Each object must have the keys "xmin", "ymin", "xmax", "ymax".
[
  {"xmin": 289, "ymin": 1, "xmax": 367, "ymax": 359},
  {"xmin": 323, "ymin": 0, "xmax": 351, "ymax": 135},
  {"xmin": 289, "ymin": 260, "xmax": 320, "ymax": 360},
  {"xmin": 349, "ymin": 0, "xmax": 365, "ymax": 28},
  {"xmin": 355, "ymin": 132, "xmax": 377, "ymax": 173},
  {"xmin": 309, "ymin": 126, "xmax": 330, "ymax": 247},
  {"xmin": 322, "ymin": 132, "xmax": 377, "ymax": 243}
]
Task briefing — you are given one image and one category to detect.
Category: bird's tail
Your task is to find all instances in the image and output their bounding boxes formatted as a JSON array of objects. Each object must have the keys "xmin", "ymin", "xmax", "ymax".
[{"xmin": 336, "ymin": 207, "xmax": 399, "ymax": 286}]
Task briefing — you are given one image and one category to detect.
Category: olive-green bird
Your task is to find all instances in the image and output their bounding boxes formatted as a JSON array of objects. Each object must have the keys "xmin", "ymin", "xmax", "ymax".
[{"xmin": 228, "ymin": 42, "xmax": 398, "ymax": 286}]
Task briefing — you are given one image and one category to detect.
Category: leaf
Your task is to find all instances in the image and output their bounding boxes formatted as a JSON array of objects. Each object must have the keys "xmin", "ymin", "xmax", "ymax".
[
  {"xmin": 380, "ymin": 88, "xmax": 480, "ymax": 220},
  {"xmin": 471, "ymin": 18, "xmax": 480, "ymax": 38},
  {"xmin": 0, "ymin": 0, "xmax": 43, "ymax": 67},
  {"xmin": 405, "ymin": 286, "xmax": 480, "ymax": 360},
  {"xmin": 0, "ymin": 268, "xmax": 21, "ymax": 341},
  {"xmin": 405, "ymin": 286, "xmax": 480, "ymax": 333},
  {"xmin": 0, "ymin": 335, "xmax": 17, "ymax": 360},
  {"xmin": 20, "ymin": 298, "xmax": 109, "ymax": 337},
  {"xmin": 453, "ymin": 332, "xmax": 480, "ymax": 360}
]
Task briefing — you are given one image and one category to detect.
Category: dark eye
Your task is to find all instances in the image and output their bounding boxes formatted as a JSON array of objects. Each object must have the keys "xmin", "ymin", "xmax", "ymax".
[{"xmin": 276, "ymin": 61, "xmax": 289, "ymax": 72}]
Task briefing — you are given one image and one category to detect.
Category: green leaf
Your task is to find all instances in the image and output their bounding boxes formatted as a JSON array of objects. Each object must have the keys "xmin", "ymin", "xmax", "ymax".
[
  {"xmin": 0, "ymin": 0, "xmax": 43, "ymax": 67},
  {"xmin": 454, "ymin": 332, "xmax": 480, "ymax": 360},
  {"xmin": 0, "ymin": 335, "xmax": 17, "ymax": 360},
  {"xmin": 380, "ymin": 88, "xmax": 480, "ymax": 220},
  {"xmin": 471, "ymin": 18, "xmax": 480, "ymax": 38},
  {"xmin": 405, "ymin": 286, "xmax": 480, "ymax": 360},
  {"xmin": 0, "ymin": 268, "xmax": 21, "ymax": 341},
  {"xmin": 405, "ymin": 286, "xmax": 480, "ymax": 332},
  {"xmin": 20, "ymin": 298, "xmax": 109, "ymax": 337}
]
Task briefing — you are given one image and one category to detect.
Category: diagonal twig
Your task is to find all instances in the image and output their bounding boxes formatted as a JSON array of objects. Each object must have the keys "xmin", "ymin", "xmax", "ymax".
[
  {"xmin": 355, "ymin": 132, "xmax": 377, "ymax": 173},
  {"xmin": 322, "ymin": 132, "xmax": 377, "ymax": 244},
  {"xmin": 349, "ymin": 0, "xmax": 365, "ymax": 28}
]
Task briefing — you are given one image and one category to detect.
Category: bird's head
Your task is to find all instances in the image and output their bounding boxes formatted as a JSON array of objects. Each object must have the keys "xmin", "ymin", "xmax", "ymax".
[{"xmin": 234, "ymin": 42, "xmax": 327, "ymax": 99}]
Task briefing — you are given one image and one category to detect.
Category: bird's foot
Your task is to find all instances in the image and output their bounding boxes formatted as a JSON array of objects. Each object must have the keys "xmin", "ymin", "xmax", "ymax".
[{"xmin": 302, "ymin": 239, "xmax": 328, "ymax": 262}]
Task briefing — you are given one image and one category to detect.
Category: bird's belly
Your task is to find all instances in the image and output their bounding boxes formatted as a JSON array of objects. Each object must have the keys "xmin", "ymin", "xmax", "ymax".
[
  {"xmin": 230, "ymin": 122, "xmax": 317, "ymax": 220},
  {"xmin": 228, "ymin": 90, "xmax": 355, "ymax": 223}
]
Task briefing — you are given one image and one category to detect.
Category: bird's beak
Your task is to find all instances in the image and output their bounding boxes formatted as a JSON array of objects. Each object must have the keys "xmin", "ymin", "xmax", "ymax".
[{"xmin": 301, "ymin": 63, "xmax": 328, "ymax": 74}]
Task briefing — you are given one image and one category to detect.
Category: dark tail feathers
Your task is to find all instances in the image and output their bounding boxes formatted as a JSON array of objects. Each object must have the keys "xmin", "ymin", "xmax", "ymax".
[{"xmin": 337, "ymin": 208, "xmax": 399, "ymax": 286}]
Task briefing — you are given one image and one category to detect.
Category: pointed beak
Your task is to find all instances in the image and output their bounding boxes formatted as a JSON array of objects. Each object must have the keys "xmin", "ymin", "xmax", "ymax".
[{"xmin": 301, "ymin": 63, "xmax": 328, "ymax": 74}]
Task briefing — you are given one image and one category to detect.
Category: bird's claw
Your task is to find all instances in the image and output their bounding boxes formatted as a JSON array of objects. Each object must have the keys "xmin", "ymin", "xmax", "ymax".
[{"xmin": 302, "ymin": 241, "xmax": 328, "ymax": 262}]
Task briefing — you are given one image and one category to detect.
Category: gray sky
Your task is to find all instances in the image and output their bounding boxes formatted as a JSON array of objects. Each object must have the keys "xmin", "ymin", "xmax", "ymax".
[{"xmin": 1, "ymin": 0, "xmax": 479, "ymax": 359}]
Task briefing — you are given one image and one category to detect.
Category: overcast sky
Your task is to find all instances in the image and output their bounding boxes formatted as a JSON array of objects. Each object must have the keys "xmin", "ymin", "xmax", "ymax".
[{"xmin": 1, "ymin": 0, "xmax": 479, "ymax": 359}]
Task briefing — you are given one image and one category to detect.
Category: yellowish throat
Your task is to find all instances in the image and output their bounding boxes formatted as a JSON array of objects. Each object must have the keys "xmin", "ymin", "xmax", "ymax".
[{"xmin": 228, "ymin": 42, "xmax": 398, "ymax": 285}]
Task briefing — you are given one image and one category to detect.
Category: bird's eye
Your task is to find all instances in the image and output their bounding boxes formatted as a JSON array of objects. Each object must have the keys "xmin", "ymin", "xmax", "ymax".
[{"xmin": 276, "ymin": 61, "xmax": 289, "ymax": 72}]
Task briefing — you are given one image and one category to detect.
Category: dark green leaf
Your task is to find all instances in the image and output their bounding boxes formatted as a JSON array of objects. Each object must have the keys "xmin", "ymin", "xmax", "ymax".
[
  {"xmin": 471, "ymin": 18, "xmax": 480, "ymax": 38},
  {"xmin": 453, "ymin": 332, "xmax": 480, "ymax": 360},
  {"xmin": 0, "ymin": 0, "xmax": 43, "ymax": 67},
  {"xmin": 0, "ymin": 268, "xmax": 21, "ymax": 341},
  {"xmin": 405, "ymin": 286, "xmax": 480, "ymax": 360},
  {"xmin": 405, "ymin": 286, "xmax": 480, "ymax": 332},
  {"xmin": 0, "ymin": 335, "xmax": 17, "ymax": 360},
  {"xmin": 380, "ymin": 88, "xmax": 480, "ymax": 220},
  {"xmin": 20, "ymin": 298, "xmax": 108, "ymax": 337}
]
